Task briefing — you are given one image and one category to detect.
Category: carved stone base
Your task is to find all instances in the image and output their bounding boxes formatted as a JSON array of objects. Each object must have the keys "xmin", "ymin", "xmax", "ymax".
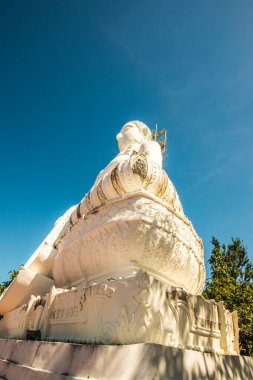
[{"xmin": 0, "ymin": 271, "xmax": 239, "ymax": 355}]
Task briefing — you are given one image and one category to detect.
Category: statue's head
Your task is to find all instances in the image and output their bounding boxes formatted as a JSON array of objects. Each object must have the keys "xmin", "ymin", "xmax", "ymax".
[{"xmin": 117, "ymin": 121, "xmax": 152, "ymax": 151}]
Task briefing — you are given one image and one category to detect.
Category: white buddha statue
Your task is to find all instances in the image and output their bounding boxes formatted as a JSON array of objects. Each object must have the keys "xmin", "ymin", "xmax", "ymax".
[
  {"xmin": 0, "ymin": 122, "xmax": 240, "ymax": 358},
  {"xmin": 0, "ymin": 121, "xmax": 203, "ymax": 317}
]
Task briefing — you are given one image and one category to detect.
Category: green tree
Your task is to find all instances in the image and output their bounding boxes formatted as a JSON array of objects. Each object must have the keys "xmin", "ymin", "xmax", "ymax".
[{"xmin": 203, "ymin": 237, "xmax": 253, "ymax": 356}]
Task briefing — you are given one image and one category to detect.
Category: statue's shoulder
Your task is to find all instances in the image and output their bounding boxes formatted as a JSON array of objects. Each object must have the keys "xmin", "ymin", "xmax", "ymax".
[
  {"xmin": 139, "ymin": 140, "xmax": 162, "ymax": 167},
  {"xmin": 140, "ymin": 140, "xmax": 161, "ymax": 153}
]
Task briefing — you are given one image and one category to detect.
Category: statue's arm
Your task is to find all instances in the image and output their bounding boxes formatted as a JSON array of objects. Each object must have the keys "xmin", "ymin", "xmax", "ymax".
[{"xmin": 139, "ymin": 141, "xmax": 163, "ymax": 168}]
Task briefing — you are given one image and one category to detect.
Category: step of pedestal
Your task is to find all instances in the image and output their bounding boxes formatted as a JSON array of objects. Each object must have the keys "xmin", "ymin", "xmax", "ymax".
[
  {"xmin": 0, "ymin": 339, "xmax": 252, "ymax": 380},
  {"xmin": 0, "ymin": 358, "xmax": 76, "ymax": 380}
]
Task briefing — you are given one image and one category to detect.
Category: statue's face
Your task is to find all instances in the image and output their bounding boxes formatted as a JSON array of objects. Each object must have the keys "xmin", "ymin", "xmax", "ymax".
[{"xmin": 117, "ymin": 124, "xmax": 144, "ymax": 151}]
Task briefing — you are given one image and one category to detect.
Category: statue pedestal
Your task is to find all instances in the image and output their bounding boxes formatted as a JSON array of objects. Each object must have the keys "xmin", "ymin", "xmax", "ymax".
[{"xmin": 0, "ymin": 270, "xmax": 239, "ymax": 355}]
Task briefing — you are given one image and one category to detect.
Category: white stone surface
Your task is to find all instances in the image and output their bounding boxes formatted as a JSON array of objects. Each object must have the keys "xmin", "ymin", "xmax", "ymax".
[
  {"xmin": 0, "ymin": 269, "xmax": 54, "ymax": 315},
  {"xmin": 0, "ymin": 339, "xmax": 252, "ymax": 380}
]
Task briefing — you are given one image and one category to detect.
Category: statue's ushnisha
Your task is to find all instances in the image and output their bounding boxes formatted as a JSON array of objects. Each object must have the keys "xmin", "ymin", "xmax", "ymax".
[{"xmin": 0, "ymin": 121, "xmax": 239, "ymax": 355}]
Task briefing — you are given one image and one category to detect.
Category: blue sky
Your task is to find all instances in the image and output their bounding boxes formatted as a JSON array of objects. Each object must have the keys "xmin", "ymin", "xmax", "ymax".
[{"xmin": 0, "ymin": 1, "xmax": 253, "ymax": 282}]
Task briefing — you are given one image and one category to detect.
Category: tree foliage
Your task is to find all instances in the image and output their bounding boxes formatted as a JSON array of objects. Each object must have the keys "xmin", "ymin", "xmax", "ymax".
[{"xmin": 203, "ymin": 237, "xmax": 253, "ymax": 356}]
